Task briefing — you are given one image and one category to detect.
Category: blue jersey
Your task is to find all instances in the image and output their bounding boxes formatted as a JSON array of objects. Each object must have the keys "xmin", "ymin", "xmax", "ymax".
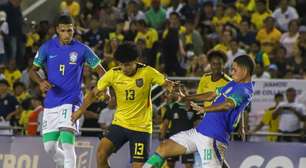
[
  {"xmin": 196, "ymin": 80, "xmax": 254, "ymax": 144},
  {"xmin": 33, "ymin": 37, "xmax": 101, "ymax": 108}
]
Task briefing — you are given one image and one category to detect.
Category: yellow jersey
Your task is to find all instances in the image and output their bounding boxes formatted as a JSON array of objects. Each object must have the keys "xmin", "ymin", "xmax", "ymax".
[
  {"xmin": 196, "ymin": 73, "xmax": 232, "ymax": 107},
  {"xmin": 251, "ymin": 11, "xmax": 271, "ymax": 29},
  {"xmin": 4, "ymin": 69, "xmax": 22, "ymax": 88},
  {"xmin": 261, "ymin": 106, "xmax": 279, "ymax": 142},
  {"xmin": 97, "ymin": 63, "xmax": 165, "ymax": 133},
  {"xmin": 134, "ymin": 28, "xmax": 158, "ymax": 49}
]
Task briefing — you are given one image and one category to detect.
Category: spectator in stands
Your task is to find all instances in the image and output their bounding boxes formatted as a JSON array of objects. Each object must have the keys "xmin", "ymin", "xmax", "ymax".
[
  {"xmin": 19, "ymin": 98, "xmax": 32, "ymax": 135},
  {"xmin": 238, "ymin": 19, "xmax": 257, "ymax": 49},
  {"xmin": 145, "ymin": 0, "xmax": 167, "ymax": 31},
  {"xmin": 98, "ymin": 96, "xmax": 116, "ymax": 132},
  {"xmin": 135, "ymin": 19, "xmax": 159, "ymax": 67},
  {"xmin": 60, "ymin": 0, "xmax": 80, "ymax": 17},
  {"xmin": 268, "ymin": 64, "xmax": 279, "ymax": 79},
  {"xmin": 271, "ymin": 45, "xmax": 287, "ymax": 78},
  {"xmin": 109, "ymin": 19, "xmax": 125, "ymax": 43},
  {"xmin": 197, "ymin": 1, "xmax": 214, "ymax": 27},
  {"xmin": 0, "ymin": 64, "xmax": 5, "ymax": 80},
  {"xmin": 27, "ymin": 96, "xmax": 43, "ymax": 136},
  {"xmin": 212, "ymin": 4, "xmax": 226, "ymax": 31},
  {"xmin": 280, "ymin": 19, "xmax": 300, "ymax": 58},
  {"xmin": 4, "ymin": 59, "xmax": 21, "ymax": 88},
  {"xmin": 223, "ymin": 5, "xmax": 242, "ymax": 27},
  {"xmin": 213, "ymin": 29, "xmax": 233, "ymax": 53},
  {"xmin": 286, "ymin": 47, "xmax": 305, "ymax": 78},
  {"xmin": 235, "ymin": 0, "xmax": 256, "ymax": 16},
  {"xmin": 165, "ymin": 0, "xmax": 183, "ymax": 19},
  {"xmin": 256, "ymin": 16, "xmax": 282, "ymax": 54},
  {"xmin": 249, "ymin": 41, "xmax": 270, "ymax": 69},
  {"xmin": 13, "ymin": 81, "xmax": 31, "ymax": 103},
  {"xmin": 251, "ymin": 93, "xmax": 284, "ymax": 142},
  {"xmin": 125, "ymin": 0, "xmax": 145, "ymax": 21},
  {"xmin": 272, "ymin": 0, "xmax": 299, "ymax": 32},
  {"xmin": 252, "ymin": 63, "xmax": 271, "ymax": 79},
  {"xmin": 298, "ymin": 26, "xmax": 306, "ymax": 58},
  {"xmin": 182, "ymin": 19, "xmax": 203, "ymax": 56},
  {"xmin": 226, "ymin": 38, "xmax": 246, "ymax": 69},
  {"xmin": 0, "ymin": 11, "xmax": 8, "ymax": 64},
  {"xmin": 180, "ymin": 0, "xmax": 199, "ymax": 23},
  {"xmin": 161, "ymin": 12, "xmax": 185, "ymax": 76},
  {"xmin": 0, "ymin": 79, "xmax": 19, "ymax": 131},
  {"xmin": 124, "ymin": 20, "xmax": 138, "ymax": 41},
  {"xmin": 251, "ymin": 0, "xmax": 271, "ymax": 30},
  {"xmin": 273, "ymin": 87, "xmax": 306, "ymax": 142},
  {"xmin": 99, "ymin": 2, "xmax": 122, "ymax": 30},
  {"xmin": 0, "ymin": 0, "xmax": 24, "ymax": 68}
]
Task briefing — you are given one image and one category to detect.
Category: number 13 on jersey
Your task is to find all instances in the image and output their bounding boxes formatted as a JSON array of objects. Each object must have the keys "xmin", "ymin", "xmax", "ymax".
[{"xmin": 59, "ymin": 64, "xmax": 65, "ymax": 75}]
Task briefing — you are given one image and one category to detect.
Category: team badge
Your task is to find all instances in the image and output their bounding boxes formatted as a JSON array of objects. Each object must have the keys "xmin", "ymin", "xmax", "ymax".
[
  {"xmin": 136, "ymin": 78, "xmax": 144, "ymax": 87},
  {"xmin": 69, "ymin": 51, "xmax": 78, "ymax": 64}
]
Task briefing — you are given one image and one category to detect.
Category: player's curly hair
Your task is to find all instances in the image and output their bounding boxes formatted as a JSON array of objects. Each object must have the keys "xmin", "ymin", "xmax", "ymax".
[
  {"xmin": 114, "ymin": 42, "xmax": 139, "ymax": 63},
  {"xmin": 207, "ymin": 50, "xmax": 227, "ymax": 63}
]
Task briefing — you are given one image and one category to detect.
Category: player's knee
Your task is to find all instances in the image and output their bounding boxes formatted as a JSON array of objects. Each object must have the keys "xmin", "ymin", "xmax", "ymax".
[
  {"xmin": 155, "ymin": 141, "xmax": 169, "ymax": 157},
  {"xmin": 43, "ymin": 142, "xmax": 56, "ymax": 155}
]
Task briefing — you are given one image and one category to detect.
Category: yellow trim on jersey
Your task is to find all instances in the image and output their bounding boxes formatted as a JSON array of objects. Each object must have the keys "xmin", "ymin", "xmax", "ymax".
[{"xmin": 97, "ymin": 63, "xmax": 166, "ymax": 133}]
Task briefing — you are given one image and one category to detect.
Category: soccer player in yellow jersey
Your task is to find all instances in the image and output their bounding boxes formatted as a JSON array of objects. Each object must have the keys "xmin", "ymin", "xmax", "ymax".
[
  {"xmin": 196, "ymin": 51, "xmax": 232, "ymax": 107},
  {"xmin": 72, "ymin": 42, "xmax": 176, "ymax": 168}
]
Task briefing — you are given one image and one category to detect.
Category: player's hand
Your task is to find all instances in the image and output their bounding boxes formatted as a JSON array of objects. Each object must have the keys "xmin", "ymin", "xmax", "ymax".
[
  {"xmin": 39, "ymin": 80, "xmax": 52, "ymax": 92},
  {"xmin": 190, "ymin": 101, "xmax": 205, "ymax": 114},
  {"xmin": 71, "ymin": 109, "xmax": 83, "ymax": 124}
]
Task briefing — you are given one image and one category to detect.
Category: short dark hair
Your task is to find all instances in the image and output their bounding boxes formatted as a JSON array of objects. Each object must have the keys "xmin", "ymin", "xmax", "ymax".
[
  {"xmin": 169, "ymin": 11, "xmax": 180, "ymax": 18},
  {"xmin": 207, "ymin": 50, "xmax": 227, "ymax": 63},
  {"xmin": 0, "ymin": 79, "xmax": 9, "ymax": 87},
  {"xmin": 114, "ymin": 42, "xmax": 139, "ymax": 63},
  {"xmin": 56, "ymin": 15, "xmax": 74, "ymax": 26},
  {"xmin": 286, "ymin": 87, "xmax": 296, "ymax": 93},
  {"xmin": 233, "ymin": 55, "xmax": 255, "ymax": 76}
]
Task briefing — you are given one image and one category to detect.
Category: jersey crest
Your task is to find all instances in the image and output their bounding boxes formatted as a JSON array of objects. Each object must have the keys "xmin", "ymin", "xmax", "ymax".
[
  {"xmin": 136, "ymin": 78, "xmax": 144, "ymax": 87},
  {"xmin": 69, "ymin": 51, "xmax": 78, "ymax": 64}
]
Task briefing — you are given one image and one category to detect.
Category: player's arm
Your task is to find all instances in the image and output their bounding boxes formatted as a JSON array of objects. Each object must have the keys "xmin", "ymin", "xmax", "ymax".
[
  {"xmin": 71, "ymin": 70, "xmax": 112, "ymax": 123},
  {"xmin": 183, "ymin": 92, "xmax": 217, "ymax": 102},
  {"xmin": 29, "ymin": 45, "xmax": 52, "ymax": 92},
  {"xmin": 159, "ymin": 119, "xmax": 170, "ymax": 140},
  {"xmin": 190, "ymin": 98, "xmax": 235, "ymax": 114},
  {"xmin": 84, "ymin": 45, "xmax": 106, "ymax": 78},
  {"xmin": 71, "ymin": 87, "xmax": 106, "ymax": 123}
]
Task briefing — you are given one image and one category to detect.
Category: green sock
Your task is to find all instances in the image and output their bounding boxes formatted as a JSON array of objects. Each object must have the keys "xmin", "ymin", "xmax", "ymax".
[{"xmin": 145, "ymin": 153, "xmax": 165, "ymax": 168}]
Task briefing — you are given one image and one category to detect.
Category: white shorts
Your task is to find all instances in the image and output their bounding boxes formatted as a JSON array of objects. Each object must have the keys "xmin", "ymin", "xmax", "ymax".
[
  {"xmin": 42, "ymin": 104, "xmax": 79, "ymax": 135},
  {"xmin": 170, "ymin": 129, "xmax": 227, "ymax": 168}
]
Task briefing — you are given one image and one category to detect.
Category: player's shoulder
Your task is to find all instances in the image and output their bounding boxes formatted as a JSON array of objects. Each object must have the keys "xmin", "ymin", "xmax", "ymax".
[
  {"xmin": 111, "ymin": 66, "xmax": 122, "ymax": 71},
  {"xmin": 200, "ymin": 72, "xmax": 212, "ymax": 79}
]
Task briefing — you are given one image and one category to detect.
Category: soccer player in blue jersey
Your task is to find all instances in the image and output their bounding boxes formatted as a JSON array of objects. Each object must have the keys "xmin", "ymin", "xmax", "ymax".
[
  {"xmin": 143, "ymin": 55, "xmax": 255, "ymax": 168},
  {"xmin": 29, "ymin": 15, "xmax": 105, "ymax": 168}
]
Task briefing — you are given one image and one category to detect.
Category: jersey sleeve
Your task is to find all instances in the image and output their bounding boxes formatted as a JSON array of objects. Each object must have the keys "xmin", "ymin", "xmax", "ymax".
[
  {"xmin": 33, "ymin": 44, "xmax": 47, "ymax": 67},
  {"xmin": 149, "ymin": 67, "xmax": 166, "ymax": 86},
  {"xmin": 196, "ymin": 77, "xmax": 205, "ymax": 94},
  {"xmin": 84, "ymin": 46, "xmax": 101, "ymax": 69},
  {"xmin": 227, "ymin": 87, "xmax": 251, "ymax": 108},
  {"xmin": 97, "ymin": 70, "xmax": 113, "ymax": 91}
]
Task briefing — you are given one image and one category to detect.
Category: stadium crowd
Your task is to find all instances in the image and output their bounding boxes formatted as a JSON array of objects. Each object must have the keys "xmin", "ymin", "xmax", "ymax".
[{"xmin": 1, "ymin": 0, "xmax": 306, "ymax": 143}]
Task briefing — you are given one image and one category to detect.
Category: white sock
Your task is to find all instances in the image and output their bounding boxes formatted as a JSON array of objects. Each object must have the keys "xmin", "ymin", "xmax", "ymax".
[
  {"xmin": 62, "ymin": 143, "xmax": 76, "ymax": 168},
  {"xmin": 44, "ymin": 141, "xmax": 65, "ymax": 167}
]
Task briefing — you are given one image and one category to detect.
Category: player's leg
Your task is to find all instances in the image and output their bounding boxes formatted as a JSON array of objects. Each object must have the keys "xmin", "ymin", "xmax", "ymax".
[
  {"xmin": 195, "ymin": 133, "xmax": 227, "ymax": 168},
  {"xmin": 181, "ymin": 154, "xmax": 194, "ymax": 168},
  {"xmin": 128, "ymin": 129, "xmax": 151, "ymax": 168},
  {"xmin": 42, "ymin": 107, "xmax": 64, "ymax": 168},
  {"xmin": 144, "ymin": 129, "xmax": 198, "ymax": 168},
  {"xmin": 57, "ymin": 104, "xmax": 80, "ymax": 168},
  {"xmin": 97, "ymin": 125, "xmax": 128, "ymax": 168}
]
